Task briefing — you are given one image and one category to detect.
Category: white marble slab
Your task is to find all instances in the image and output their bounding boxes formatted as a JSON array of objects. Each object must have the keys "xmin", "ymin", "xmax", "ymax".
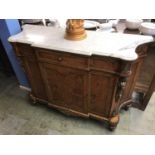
[{"xmin": 9, "ymin": 25, "xmax": 154, "ymax": 61}]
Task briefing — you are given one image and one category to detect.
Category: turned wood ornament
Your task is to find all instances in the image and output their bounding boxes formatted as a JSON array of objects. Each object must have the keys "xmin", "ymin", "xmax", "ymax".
[
  {"xmin": 110, "ymin": 115, "xmax": 120, "ymax": 124},
  {"xmin": 65, "ymin": 19, "xmax": 87, "ymax": 41}
]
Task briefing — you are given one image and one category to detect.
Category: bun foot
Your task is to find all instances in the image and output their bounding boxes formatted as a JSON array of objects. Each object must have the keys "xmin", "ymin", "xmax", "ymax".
[{"xmin": 108, "ymin": 115, "xmax": 119, "ymax": 131}]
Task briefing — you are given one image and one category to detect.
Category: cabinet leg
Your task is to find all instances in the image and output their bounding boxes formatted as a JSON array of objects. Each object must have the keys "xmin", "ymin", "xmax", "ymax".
[
  {"xmin": 108, "ymin": 115, "xmax": 119, "ymax": 131},
  {"xmin": 123, "ymin": 104, "xmax": 131, "ymax": 111},
  {"xmin": 124, "ymin": 106, "xmax": 129, "ymax": 111},
  {"xmin": 29, "ymin": 93, "xmax": 38, "ymax": 105}
]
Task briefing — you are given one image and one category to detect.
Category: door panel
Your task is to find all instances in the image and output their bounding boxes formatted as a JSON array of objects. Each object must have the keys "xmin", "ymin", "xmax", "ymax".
[
  {"xmin": 89, "ymin": 71, "xmax": 116, "ymax": 117},
  {"xmin": 39, "ymin": 63, "xmax": 88, "ymax": 113}
]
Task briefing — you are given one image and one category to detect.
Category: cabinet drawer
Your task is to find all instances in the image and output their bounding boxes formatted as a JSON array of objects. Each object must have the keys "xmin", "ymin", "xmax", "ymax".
[
  {"xmin": 35, "ymin": 48, "xmax": 89, "ymax": 69},
  {"xmin": 90, "ymin": 56, "xmax": 120, "ymax": 72}
]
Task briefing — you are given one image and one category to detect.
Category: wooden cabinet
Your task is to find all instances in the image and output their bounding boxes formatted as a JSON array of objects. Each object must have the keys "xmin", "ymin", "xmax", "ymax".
[{"xmin": 11, "ymin": 42, "xmax": 150, "ymax": 130}]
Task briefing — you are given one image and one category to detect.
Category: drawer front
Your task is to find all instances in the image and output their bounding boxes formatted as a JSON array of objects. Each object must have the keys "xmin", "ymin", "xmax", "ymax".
[
  {"xmin": 90, "ymin": 56, "xmax": 120, "ymax": 72},
  {"xmin": 35, "ymin": 48, "xmax": 89, "ymax": 69}
]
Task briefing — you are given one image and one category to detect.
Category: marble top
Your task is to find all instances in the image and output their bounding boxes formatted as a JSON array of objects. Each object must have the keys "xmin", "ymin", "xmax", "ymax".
[{"xmin": 9, "ymin": 25, "xmax": 154, "ymax": 61}]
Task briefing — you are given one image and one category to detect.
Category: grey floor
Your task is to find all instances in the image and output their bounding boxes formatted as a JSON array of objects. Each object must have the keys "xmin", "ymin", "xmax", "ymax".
[{"xmin": 0, "ymin": 72, "xmax": 155, "ymax": 135}]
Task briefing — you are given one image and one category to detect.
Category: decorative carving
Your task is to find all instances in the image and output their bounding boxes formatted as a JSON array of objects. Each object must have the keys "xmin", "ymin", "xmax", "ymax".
[
  {"xmin": 113, "ymin": 61, "xmax": 133, "ymax": 116},
  {"xmin": 136, "ymin": 43, "xmax": 150, "ymax": 58},
  {"xmin": 115, "ymin": 60, "xmax": 133, "ymax": 109},
  {"xmin": 115, "ymin": 77, "xmax": 127, "ymax": 102},
  {"xmin": 65, "ymin": 19, "xmax": 87, "ymax": 41}
]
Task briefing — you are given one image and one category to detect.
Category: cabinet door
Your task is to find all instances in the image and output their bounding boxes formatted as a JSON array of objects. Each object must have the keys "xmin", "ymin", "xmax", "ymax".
[
  {"xmin": 89, "ymin": 71, "xmax": 117, "ymax": 117},
  {"xmin": 39, "ymin": 63, "xmax": 88, "ymax": 113}
]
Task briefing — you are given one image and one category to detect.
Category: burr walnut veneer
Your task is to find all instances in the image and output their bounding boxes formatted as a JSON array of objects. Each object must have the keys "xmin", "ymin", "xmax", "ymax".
[
  {"xmin": 11, "ymin": 42, "xmax": 152, "ymax": 130},
  {"xmin": 9, "ymin": 25, "xmax": 153, "ymax": 130}
]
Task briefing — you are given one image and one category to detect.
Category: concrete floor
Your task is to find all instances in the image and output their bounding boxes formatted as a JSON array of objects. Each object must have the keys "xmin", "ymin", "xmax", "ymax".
[{"xmin": 0, "ymin": 72, "xmax": 155, "ymax": 135}]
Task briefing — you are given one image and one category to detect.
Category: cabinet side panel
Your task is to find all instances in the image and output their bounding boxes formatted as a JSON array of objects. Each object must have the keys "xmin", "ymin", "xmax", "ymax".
[
  {"xmin": 15, "ymin": 43, "xmax": 47, "ymax": 100},
  {"xmin": 120, "ymin": 61, "xmax": 140, "ymax": 103}
]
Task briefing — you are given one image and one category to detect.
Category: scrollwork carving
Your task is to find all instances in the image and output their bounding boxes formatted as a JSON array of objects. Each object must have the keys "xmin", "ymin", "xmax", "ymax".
[
  {"xmin": 115, "ymin": 60, "xmax": 133, "ymax": 103},
  {"xmin": 115, "ymin": 77, "xmax": 127, "ymax": 102}
]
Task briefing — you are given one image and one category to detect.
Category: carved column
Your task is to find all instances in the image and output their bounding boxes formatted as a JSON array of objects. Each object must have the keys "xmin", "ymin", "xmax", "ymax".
[{"xmin": 108, "ymin": 60, "xmax": 133, "ymax": 130}]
